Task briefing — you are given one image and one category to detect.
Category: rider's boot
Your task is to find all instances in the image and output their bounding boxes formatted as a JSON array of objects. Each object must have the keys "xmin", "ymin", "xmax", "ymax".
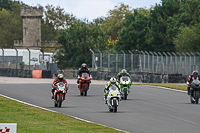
[
  {"xmin": 104, "ymin": 95, "xmax": 107, "ymax": 104},
  {"xmin": 51, "ymin": 88, "xmax": 54, "ymax": 99},
  {"xmin": 187, "ymin": 87, "xmax": 190, "ymax": 95}
]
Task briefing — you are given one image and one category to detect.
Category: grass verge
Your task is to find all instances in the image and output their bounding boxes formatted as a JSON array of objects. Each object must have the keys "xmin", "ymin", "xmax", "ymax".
[
  {"xmin": 134, "ymin": 83, "xmax": 187, "ymax": 91},
  {"xmin": 0, "ymin": 96, "xmax": 124, "ymax": 133}
]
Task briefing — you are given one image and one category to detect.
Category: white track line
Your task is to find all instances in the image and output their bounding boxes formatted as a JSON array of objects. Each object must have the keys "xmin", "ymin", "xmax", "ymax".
[
  {"xmin": 0, "ymin": 93, "xmax": 128, "ymax": 133},
  {"xmin": 140, "ymin": 85, "xmax": 187, "ymax": 93}
]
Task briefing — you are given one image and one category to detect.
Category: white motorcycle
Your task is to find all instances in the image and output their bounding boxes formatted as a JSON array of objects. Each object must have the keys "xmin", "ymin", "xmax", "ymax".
[{"xmin": 105, "ymin": 85, "xmax": 121, "ymax": 112}]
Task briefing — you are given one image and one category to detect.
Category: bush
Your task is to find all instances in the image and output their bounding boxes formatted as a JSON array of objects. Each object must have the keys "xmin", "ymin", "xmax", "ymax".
[{"xmin": 19, "ymin": 61, "xmax": 25, "ymax": 70}]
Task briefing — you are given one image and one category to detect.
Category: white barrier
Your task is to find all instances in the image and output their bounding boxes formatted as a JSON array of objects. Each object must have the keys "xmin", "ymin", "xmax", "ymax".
[{"xmin": 0, "ymin": 124, "xmax": 17, "ymax": 133}]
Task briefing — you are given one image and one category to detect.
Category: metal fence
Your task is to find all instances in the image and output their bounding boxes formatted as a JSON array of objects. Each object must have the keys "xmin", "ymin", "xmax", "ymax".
[
  {"xmin": 0, "ymin": 48, "xmax": 57, "ymax": 75},
  {"xmin": 90, "ymin": 49, "xmax": 200, "ymax": 75}
]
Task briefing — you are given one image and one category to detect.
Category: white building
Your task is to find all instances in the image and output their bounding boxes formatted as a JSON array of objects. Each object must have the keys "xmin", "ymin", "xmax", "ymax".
[{"xmin": 0, "ymin": 49, "xmax": 54, "ymax": 65}]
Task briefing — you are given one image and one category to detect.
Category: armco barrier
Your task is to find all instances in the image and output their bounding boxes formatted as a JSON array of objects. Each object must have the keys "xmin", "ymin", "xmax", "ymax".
[{"xmin": 42, "ymin": 70, "xmax": 52, "ymax": 78}]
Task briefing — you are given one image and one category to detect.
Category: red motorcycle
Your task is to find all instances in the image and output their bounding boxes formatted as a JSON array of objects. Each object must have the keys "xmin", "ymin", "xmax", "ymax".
[
  {"xmin": 54, "ymin": 82, "xmax": 67, "ymax": 107},
  {"xmin": 78, "ymin": 73, "xmax": 91, "ymax": 96}
]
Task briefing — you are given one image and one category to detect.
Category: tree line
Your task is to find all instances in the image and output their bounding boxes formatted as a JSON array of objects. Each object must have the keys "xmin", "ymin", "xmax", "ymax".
[{"xmin": 0, "ymin": 0, "xmax": 200, "ymax": 68}]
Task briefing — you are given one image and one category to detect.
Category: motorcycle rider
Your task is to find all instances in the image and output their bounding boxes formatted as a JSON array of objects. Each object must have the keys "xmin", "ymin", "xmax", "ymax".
[
  {"xmin": 187, "ymin": 70, "xmax": 200, "ymax": 95},
  {"xmin": 116, "ymin": 69, "xmax": 130, "ymax": 82},
  {"xmin": 51, "ymin": 74, "xmax": 69, "ymax": 99},
  {"xmin": 77, "ymin": 63, "xmax": 91, "ymax": 87},
  {"xmin": 104, "ymin": 77, "xmax": 121, "ymax": 104}
]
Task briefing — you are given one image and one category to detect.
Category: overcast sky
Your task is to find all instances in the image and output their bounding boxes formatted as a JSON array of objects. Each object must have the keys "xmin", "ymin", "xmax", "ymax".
[{"xmin": 20, "ymin": 0, "xmax": 161, "ymax": 22}]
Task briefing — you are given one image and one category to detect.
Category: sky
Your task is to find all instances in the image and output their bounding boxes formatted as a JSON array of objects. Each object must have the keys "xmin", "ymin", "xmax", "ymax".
[{"xmin": 19, "ymin": 0, "xmax": 161, "ymax": 22}]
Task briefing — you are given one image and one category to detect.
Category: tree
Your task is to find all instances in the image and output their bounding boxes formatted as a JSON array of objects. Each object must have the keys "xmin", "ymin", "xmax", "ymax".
[
  {"xmin": 145, "ymin": 0, "xmax": 180, "ymax": 52},
  {"xmin": 115, "ymin": 8, "xmax": 151, "ymax": 51},
  {"xmin": 174, "ymin": 24, "xmax": 200, "ymax": 52},
  {"xmin": 101, "ymin": 3, "xmax": 132, "ymax": 40},
  {"xmin": 0, "ymin": 0, "xmax": 12, "ymax": 11},
  {"xmin": 55, "ymin": 21, "xmax": 108, "ymax": 69},
  {"xmin": 0, "ymin": 1, "xmax": 22, "ymax": 48},
  {"xmin": 44, "ymin": 5, "xmax": 76, "ymax": 30}
]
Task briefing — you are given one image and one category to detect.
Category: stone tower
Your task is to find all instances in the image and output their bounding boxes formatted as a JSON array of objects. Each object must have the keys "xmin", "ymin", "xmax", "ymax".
[{"xmin": 14, "ymin": 6, "xmax": 43, "ymax": 49}]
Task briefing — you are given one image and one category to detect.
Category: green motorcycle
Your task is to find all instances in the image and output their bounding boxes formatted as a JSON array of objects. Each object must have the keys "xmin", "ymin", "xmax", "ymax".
[{"xmin": 119, "ymin": 76, "xmax": 131, "ymax": 100}]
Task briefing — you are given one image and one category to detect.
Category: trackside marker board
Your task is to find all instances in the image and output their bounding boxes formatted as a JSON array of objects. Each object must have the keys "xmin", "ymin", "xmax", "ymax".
[{"xmin": 0, "ymin": 123, "xmax": 17, "ymax": 133}]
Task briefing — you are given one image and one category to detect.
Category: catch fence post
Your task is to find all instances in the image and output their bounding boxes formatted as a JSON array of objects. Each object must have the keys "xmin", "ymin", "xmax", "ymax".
[
  {"xmin": 145, "ymin": 51, "xmax": 150, "ymax": 73},
  {"xmin": 27, "ymin": 48, "xmax": 31, "ymax": 74},
  {"xmin": 128, "ymin": 50, "xmax": 133, "ymax": 72},
  {"xmin": 197, "ymin": 52, "xmax": 200, "ymax": 71},
  {"xmin": 163, "ymin": 52, "xmax": 168, "ymax": 74},
  {"xmin": 154, "ymin": 52, "xmax": 159, "ymax": 73},
  {"xmin": 182, "ymin": 52, "xmax": 186, "ymax": 75},
  {"xmin": 105, "ymin": 50, "xmax": 110, "ymax": 72},
  {"xmin": 186, "ymin": 52, "xmax": 191, "ymax": 74},
  {"xmin": 98, "ymin": 50, "xmax": 102, "ymax": 71},
  {"xmin": 14, "ymin": 47, "xmax": 18, "ymax": 77},
  {"xmin": 190, "ymin": 52, "xmax": 195, "ymax": 71},
  {"xmin": 149, "ymin": 51, "xmax": 154, "ymax": 73},
  {"xmin": 176, "ymin": 52, "xmax": 182, "ymax": 74},
  {"xmin": 167, "ymin": 52, "xmax": 173, "ymax": 74},
  {"xmin": 14, "ymin": 47, "xmax": 18, "ymax": 71},
  {"xmin": 121, "ymin": 50, "xmax": 126, "ymax": 69},
  {"xmin": 114, "ymin": 50, "xmax": 118, "ymax": 72},
  {"xmin": 158, "ymin": 52, "xmax": 163, "ymax": 74},
  {"xmin": 0, "ymin": 47, "xmax": 4, "ymax": 70},
  {"xmin": 141, "ymin": 51, "xmax": 145, "ymax": 72},
  {"xmin": 89, "ymin": 49, "xmax": 95, "ymax": 71},
  {"xmin": 172, "ymin": 52, "xmax": 177, "ymax": 74}
]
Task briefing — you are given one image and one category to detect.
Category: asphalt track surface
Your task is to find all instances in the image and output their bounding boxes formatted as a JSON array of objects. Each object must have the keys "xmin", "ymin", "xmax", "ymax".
[{"xmin": 1, "ymin": 83, "xmax": 200, "ymax": 133}]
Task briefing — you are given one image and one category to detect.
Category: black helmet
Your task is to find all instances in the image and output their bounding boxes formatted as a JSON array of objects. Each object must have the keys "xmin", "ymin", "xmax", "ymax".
[
  {"xmin": 81, "ymin": 63, "xmax": 87, "ymax": 70},
  {"xmin": 193, "ymin": 70, "xmax": 199, "ymax": 78}
]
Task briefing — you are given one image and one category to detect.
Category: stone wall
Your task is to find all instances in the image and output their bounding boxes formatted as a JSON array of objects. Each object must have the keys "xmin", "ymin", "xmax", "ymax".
[
  {"xmin": 0, "ymin": 68, "xmax": 188, "ymax": 83},
  {"xmin": 91, "ymin": 71, "xmax": 188, "ymax": 83}
]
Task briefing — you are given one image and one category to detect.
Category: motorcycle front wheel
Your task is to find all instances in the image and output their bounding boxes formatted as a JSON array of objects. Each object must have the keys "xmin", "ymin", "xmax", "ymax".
[
  {"xmin": 195, "ymin": 91, "xmax": 199, "ymax": 104},
  {"xmin": 83, "ymin": 85, "xmax": 88, "ymax": 96},
  {"xmin": 190, "ymin": 91, "xmax": 195, "ymax": 104},
  {"xmin": 113, "ymin": 99, "xmax": 118, "ymax": 113},
  {"xmin": 124, "ymin": 88, "xmax": 128, "ymax": 100},
  {"xmin": 58, "ymin": 95, "xmax": 63, "ymax": 107}
]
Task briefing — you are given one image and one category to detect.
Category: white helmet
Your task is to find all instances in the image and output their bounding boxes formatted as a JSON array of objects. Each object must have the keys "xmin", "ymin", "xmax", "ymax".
[{"xmin": 110, "ymin": 77, "xmax": 116, "ymax": 84}]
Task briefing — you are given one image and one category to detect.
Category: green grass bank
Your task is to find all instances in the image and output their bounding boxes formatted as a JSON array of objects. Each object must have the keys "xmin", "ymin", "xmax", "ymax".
[{"xmin": 0, "ymin": 96, "xmax": 124, "ymax": 133}]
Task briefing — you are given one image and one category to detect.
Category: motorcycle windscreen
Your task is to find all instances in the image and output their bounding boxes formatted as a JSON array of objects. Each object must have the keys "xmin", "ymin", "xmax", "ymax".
[
  {"xmin": 82, "ymin": 73, "xmax": 89, "ymax": 79},
  {"xmin": 110, "ymin": 85, "xmax": 117, "ymax": 91},
  {"xmin": 193, "ymin": 79, "xmax": 200, "ymax": 85},
  {"xmin": 58, "ymin": 82, "xmax": 65, "ymax": 87},
  {"xmin": 121, "ymin": 76, "xmax": 129, "ymax": 81}
]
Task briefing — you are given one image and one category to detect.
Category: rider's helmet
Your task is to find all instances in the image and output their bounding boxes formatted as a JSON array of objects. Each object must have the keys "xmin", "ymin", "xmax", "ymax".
[
  {"xmin": 121, "ymin": 69, "xmax": 127, "ymax": 76},
  {"xmin": 193, "ymin": 70, "xmax": 199, "ymax": 79},
  {"xmin": 58, "ymin": 74, "xmax": 64, "ymax": 81},
  {"xmin": 81, "ymin": 63, "xmax": 87, "ymax": 71},
  {"xmin": 110, "ymin": 77, "xmax": 117, "ymax": 85}
]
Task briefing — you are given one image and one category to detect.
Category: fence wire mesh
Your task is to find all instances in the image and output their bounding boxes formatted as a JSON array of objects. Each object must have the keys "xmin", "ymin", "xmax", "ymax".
[{"xmin": 90, "ymin": 50, "xmax": 200, "ymax": 75}]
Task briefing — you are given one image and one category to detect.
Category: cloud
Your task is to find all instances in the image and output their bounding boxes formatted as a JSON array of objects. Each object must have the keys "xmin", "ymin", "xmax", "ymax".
[{"xmin": 66, "ymin": 0, "xmax": 116, "ymax": 21}]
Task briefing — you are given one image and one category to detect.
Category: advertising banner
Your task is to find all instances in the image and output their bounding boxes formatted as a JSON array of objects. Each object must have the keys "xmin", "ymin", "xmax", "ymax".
[{"xmin": 0, "ymin": 123, "xmax": 17, "ymax": 133}]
